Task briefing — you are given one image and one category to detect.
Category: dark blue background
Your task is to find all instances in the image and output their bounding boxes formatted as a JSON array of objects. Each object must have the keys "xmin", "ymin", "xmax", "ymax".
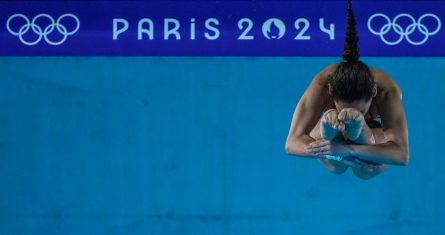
[{"xmin": 0, "ymin": 0, "xmax": 444, "ymax": 56}]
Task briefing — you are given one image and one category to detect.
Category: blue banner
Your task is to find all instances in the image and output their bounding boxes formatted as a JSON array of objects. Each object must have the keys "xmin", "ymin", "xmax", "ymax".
[{"xmin": 0, "ymin": 0, "xmax": 444, "ymax": 56}]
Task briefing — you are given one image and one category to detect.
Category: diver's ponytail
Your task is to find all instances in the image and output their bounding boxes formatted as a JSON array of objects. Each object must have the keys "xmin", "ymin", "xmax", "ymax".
[
  {"xmin": 330, "ymin": 0, "xmax": 373, "ymax": 102},
  {"xmin": 342, "ymin": 0, "xmax": 359, "ymax": 62}
]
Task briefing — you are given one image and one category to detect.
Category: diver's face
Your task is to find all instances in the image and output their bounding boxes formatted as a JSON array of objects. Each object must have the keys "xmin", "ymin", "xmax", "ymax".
[{"xmin": 334, "ymin": 99, "xmax": 372, "ymax": 115}]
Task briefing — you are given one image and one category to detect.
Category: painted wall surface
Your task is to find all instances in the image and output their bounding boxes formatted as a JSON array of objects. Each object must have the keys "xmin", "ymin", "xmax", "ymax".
[{"xmin": 0, "ymin": 57, "xmax": 444, "ymax": 234}]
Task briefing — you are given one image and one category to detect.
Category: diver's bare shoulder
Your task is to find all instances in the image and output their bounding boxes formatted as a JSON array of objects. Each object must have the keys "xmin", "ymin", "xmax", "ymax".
[
  {"xmin": 314, "ymin": 64, "xmax": 338, "ymax": 86},
  {"xmin": 371, "ymin": 68, "xmax": 402, "ymax": 99}
]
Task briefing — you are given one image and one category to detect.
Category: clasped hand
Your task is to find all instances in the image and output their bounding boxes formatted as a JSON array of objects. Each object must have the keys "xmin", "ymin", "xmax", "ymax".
[
  {"xmin": 306, "ymin": 108, "xmax": 364, "ymax": 157},
  {"xmin": 319, "ymin": 108, "xmax": 365, "ymax": 141},
  {"xmin": 306, "ymin": 139, "xmax": 381, "ymax": 172}
]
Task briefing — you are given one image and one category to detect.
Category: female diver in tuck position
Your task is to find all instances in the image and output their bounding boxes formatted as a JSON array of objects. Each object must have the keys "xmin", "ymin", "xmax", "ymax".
[{"xmin": 285, "ymin": 0, "xmax": 409, "ymax": 180}]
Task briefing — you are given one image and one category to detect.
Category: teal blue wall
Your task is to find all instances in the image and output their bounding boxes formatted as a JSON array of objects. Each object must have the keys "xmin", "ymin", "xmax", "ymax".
[{"xmin": 0, "ymin": 57, "xmax": 444, "ymax": 234}]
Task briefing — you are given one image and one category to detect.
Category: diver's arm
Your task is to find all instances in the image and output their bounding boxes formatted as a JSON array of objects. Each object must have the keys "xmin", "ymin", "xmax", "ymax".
[
  {"xmin": 285, "ymin": 66, "xmax": 333, "ymax": 157},
  {"xmin": 285, "ymin": 89, "xmax": 326, "ymax": 158},
  {"xmin": 349, "ymin": 88, "xmax": 409, "ymax": 165},
  {"xmin": 349, "ymin": 141, "xmax": 408, "ymax": 165}
]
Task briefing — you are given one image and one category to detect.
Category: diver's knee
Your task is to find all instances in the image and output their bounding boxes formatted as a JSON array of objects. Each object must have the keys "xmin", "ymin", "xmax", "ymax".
[
  {"xmin": 332, "ymin": 167, "xmax": 348, "ymax": 175},
  {"xmin": 319, "ymin": 159, "xmax": 348, "ymax": 175},
  {"xmin": 352, "ymin": 168, "xmax": 380, "ymax": 180}
]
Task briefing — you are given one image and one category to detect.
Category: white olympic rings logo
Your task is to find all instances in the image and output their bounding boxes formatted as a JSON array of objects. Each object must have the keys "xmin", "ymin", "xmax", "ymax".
[
  {"xmin": 367, "ymin": 13, "xmax": 441, "ymax": 46},
  {"xmin": 6, "ymin": 13, "xmax": 80, "ymax": 46}
]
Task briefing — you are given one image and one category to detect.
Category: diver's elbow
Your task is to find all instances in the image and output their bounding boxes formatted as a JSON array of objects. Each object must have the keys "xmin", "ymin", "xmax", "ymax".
[
  {"xmin": 398, "ymin": 150, "xmax": 410, "ymax": 166},
  {"xmin": 285, "ymin": 137, "xmax": 297, "ymax": 156},
  {"xmin": 401, "ymin": 154, "xmax": 410, "ymax": 166},
  {"xmin": 285, "ymin": 141, "xmax": 292, "ymax": 155}
]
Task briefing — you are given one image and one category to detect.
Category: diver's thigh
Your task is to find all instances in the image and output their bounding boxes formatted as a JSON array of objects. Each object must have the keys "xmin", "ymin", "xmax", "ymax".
[
  {"xmin": 309, "ymin": 119, "xmax": 322, "ymax": 139},
  {"xmin": 319, "ymin": 158, "xmax": 349, "ymax": 175},
  {"xmin": 372, "ymin": 128, "xmax": 386, "ymax": 144},
  {"xmin": 310, "ymin": 119, "xmax": 349, "ymax": 174}
]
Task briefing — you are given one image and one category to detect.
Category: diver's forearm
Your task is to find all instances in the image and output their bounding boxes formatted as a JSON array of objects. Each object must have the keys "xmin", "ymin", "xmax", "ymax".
[
  {"xmin": 285, "ymin": 135, "xmax": 322, "ymax": 158},
  {"xmin": 349, "ymin": 141, "xmax": 409, "ymax": 166}
]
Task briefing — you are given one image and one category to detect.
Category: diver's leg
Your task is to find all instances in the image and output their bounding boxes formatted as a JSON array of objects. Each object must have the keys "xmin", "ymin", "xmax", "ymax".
[
  {"xmin": 352, "ymin": 128, "xmax": 389, "ymax": 179},
  {"xmin": 319, "ymin": 158, "xmax": 349, "ymax": 174},
  {"xmin": 352, "ymin": 163, "xmax": 389, "ymax": 180},
  {"xmin": 310, "ymin": 120, "xmax": 348, "ymax": 174}
]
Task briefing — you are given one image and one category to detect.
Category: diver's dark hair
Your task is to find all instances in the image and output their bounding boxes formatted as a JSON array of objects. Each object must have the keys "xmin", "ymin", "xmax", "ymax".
[
  {"xmin": 343, "ymin": 0, "xmax": 359, "ymax": 62},
  {"xmin": 328, "ymin": 0, "xmax": 375, "ymax": 102}
]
